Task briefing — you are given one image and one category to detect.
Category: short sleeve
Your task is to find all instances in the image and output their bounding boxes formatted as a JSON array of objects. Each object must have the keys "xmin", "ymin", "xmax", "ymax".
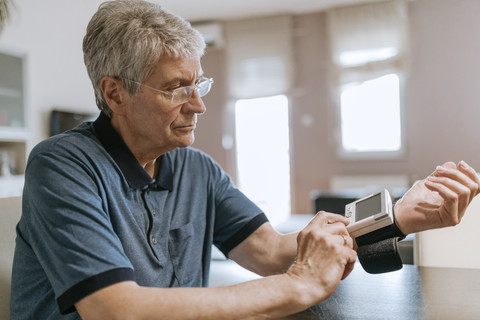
[{"xmin": 20, "ymin": 144, "xmax": 134, "ymax": 313}]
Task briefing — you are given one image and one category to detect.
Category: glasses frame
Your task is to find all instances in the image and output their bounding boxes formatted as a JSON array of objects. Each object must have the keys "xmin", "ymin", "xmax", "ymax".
[{"xmin": 122, "ymin": 76, "xmax": 214, "ymax": 104}]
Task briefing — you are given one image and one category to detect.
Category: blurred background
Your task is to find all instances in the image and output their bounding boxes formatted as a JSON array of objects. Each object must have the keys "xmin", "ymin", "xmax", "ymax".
[
  {"xmin": 0, "ymin": 0, "xmax": 479, "ymax": 236},
  {"xmin": 1, "ymin": 2, "xmax": 480, "ymax": 299}
]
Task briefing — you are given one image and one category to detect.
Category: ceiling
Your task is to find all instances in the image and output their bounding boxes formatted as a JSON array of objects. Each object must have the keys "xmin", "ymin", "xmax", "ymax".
[{"xmin": 88, "ymin": 0, "xmax": 384, "ymax": 22}]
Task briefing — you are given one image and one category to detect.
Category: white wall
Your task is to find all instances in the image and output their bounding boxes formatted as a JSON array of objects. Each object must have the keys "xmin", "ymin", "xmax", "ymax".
[
  {"xmin": 416, "ymin": 195, "xmax": 480, "ymax": 269},
  {"xmin": 0, "ymin": 0, "xmax": 101, "ymax": 149}
]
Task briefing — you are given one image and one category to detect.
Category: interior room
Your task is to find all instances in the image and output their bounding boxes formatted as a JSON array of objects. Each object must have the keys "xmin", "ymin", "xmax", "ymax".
[{"xmin": 1, "ymin": 0, "xmax": 480, "ymax": 317}]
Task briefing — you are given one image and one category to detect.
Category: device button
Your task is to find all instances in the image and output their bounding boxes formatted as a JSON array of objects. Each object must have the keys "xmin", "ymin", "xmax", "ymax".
[{"xmin": 345, "ymin": 208, "xmax": 352, "ymax": 218}]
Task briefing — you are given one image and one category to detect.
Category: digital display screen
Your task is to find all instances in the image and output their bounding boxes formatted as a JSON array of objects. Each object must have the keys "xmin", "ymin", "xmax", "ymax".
[{"xmin": 355, "ymin": 193, "xmax": 382, "ymax": 222}]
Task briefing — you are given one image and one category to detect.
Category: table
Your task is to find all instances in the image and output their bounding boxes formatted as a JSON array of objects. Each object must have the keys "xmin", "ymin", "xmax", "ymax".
[{"xmin": 285, "ymin": 264, "xmax": 480, "ymax": 320}]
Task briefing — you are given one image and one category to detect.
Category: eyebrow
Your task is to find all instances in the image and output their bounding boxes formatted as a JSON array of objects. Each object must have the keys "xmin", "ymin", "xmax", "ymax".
[{"xmin": 161, "ymin": 73, "xmax": 205, "ymax": 89}]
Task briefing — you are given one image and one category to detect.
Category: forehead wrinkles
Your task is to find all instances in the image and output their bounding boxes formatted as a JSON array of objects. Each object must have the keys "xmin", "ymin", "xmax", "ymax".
[{"xmin": 151, "ymin": 57, "xmax": 202, "ymax": 86}]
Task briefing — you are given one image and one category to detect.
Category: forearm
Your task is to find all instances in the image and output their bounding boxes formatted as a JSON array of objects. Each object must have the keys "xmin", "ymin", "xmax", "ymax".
[
  {"xmin": 77, "ymin": 275, "xmax": 314, "ymax": 320},
  {"xmin": 271, "ymin": 232, "xmax": 299, "ymax": 273},
  {"xmin": 229, "ymin": 223, "xmax": 298, "ymax": 276}
]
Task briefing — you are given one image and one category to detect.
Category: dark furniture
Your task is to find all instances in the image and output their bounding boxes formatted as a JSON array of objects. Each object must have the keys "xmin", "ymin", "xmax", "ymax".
[
  {"xmin": 50, "ymin": 110, "xmax": 96, "ymax": 136},
  {"xmin": 285, "ymin": 264, "xmax": 480, "ymax": 319},
  {"xmin": 311, "ymin": 191, "xmax": 358, "ymax": 216}
]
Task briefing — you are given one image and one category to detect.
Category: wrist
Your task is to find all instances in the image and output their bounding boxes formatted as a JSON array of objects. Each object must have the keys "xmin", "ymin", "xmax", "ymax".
[
  {"xmin": 393, "ymin": 200, "xmax": 410, "ymax": 235},
  {"xmin": 284, "ymin": 267, "xmax": 329, "ymax": 309}
]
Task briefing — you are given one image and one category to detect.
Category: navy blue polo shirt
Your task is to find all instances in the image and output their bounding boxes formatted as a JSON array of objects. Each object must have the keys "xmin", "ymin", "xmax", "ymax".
[{"xmin": 10, "ymin": 113, "xmax": 267, "ymax": 319}]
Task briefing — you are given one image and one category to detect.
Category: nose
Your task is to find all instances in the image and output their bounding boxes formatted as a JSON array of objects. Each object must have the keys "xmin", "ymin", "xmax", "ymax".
[{"xmin": 183, "ymin": 90, "xmax": 206, "ymax": 115}]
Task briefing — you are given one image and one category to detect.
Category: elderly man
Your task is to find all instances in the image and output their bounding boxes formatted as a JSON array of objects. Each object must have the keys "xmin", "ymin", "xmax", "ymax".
[{"xmin": 10, "ymin": 0, "xmax": 479, "ymax": 319}]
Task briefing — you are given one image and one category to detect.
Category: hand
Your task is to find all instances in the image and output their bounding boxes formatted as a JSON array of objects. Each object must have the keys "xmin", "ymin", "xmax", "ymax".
[
  {"xmin": 394, "ymin": 161, "xmax": 480, "ymax": 235},
  {"xmin": 286, "ymin": 212, "xmax": 357, "ymax": 305}
]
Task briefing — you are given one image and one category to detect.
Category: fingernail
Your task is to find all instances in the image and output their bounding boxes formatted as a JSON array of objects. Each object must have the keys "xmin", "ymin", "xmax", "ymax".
[
  {"xmin": 436, "ymin": 165, "xmax": 446, "ymax": 172},
  {"xmin": 460, "ymin": 160, "xmax": 469, "ymax": 168}
]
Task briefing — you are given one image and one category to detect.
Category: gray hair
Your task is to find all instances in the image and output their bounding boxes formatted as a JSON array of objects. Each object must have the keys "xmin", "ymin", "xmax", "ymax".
[{"xmin": 83, "ymin": 0, "xmax": 206, "ymax": 117}]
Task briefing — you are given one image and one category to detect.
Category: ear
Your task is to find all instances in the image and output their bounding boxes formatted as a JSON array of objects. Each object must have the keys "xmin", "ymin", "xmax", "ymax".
[{"xmin": 100, "ymin": 77, "xmax": 128, "ymax": 115}]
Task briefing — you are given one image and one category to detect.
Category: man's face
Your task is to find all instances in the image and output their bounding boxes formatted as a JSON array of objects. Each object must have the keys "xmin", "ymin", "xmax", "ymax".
[{"xmin": 120, "ymin": 55, "xmax": 206, "ymax": 155}]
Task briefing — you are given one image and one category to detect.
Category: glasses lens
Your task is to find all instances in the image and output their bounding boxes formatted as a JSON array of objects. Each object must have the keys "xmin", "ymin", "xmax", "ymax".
[
  {"xmin": 172, "ymin": 86, "xmax": 193, "ymax": 104},
  {"xmin": 197, "ymin": 78, "xmax": 212, "ymax": 97},
  {"xmin": 171, "ymin": 78, "xmax": 213, "ymax": 104}
]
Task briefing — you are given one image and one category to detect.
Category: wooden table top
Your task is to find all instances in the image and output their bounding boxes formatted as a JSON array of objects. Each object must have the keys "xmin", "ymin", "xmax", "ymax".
[{"xmin": 284, "ymin": 264, "xmax": 480, "ymax": 320}]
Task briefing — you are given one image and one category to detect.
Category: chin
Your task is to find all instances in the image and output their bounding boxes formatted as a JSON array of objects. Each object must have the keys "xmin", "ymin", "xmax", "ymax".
[{"xmin": 177, "ymin": 136, "xmax": 195, "ymax": 148}]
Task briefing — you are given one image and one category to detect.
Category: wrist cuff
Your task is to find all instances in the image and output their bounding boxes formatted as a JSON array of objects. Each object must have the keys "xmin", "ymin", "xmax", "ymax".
[
  {"xmin": 354, "ymin": 213, "xmax": 406, "ymax": 274},
  {"xmin": 355, "ymin": 218, "xmax": 406, "ymax": 247},
  {"xmin": 357, "ymin": 237, "xmax": 403, "ymax": 274}
]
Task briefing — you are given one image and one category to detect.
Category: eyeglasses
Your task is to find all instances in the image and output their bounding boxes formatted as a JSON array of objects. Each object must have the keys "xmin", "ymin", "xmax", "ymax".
[{"xmin": 123, "ymin": 76, "xmax": 214, "ymax": 104}]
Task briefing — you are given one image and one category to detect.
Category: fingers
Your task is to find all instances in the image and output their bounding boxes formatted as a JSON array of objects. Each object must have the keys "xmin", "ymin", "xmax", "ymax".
[
  {"xmin": 434, "ymin": 162, "xmax": 479, "ymax": 188},
  {"xmin": 340, "ymin": 249, "xmax": 357, "ymax": 280},
  {"xmin": 458, "ymin": 161, "xmax": 480, "ymax": 197},
  {"xmin": 425, "ymin": 178, "xmax": 464, "ymax": 224},
  {"xmin": 310, "ymin": 211, "xmax": 353, "ymax": 247},
  {"xmin": 334, "ymin": 233, "xmax": 354, "ymax": 249},
  {"xmin": 313, "ymin": 210, "xmax": 351, "ymax": 226},
  {"xmin": 430, "ymin": 161, "xmax": 479, "ymax": 202},
  {"xmin": 426, "ymin": 160, "xmax": 480, "ymax": 224}
]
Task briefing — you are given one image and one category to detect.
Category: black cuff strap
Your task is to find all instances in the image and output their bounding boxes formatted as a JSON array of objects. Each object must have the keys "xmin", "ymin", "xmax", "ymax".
[
  {"xmin": 355, "ymin": 214, "xmax": 406, "ymax": 274},
  {"xmin": 355, "ymin": 219, "xmax": 406, "ymax": 247},
  {"xmin": 357, "ymin": 237, "xmax": 404, "ymax": 274}
]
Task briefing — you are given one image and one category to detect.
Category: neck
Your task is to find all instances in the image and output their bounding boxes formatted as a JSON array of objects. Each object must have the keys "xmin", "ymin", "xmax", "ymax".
[
  {"xmin": 110, "ymin": 115, "xmax": 172, "ymax": 178},
  {"xmin": 143, "ymin": 159, "xmax": 158, "ymax": 179}
]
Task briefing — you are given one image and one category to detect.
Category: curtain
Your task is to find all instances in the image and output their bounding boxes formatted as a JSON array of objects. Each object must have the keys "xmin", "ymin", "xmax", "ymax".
[
  {"xmin": 225, "ymin": 15, "xmax": 293, "ymax": 99},
  {"xmin": 326, "ymin": 0, "xmax": 409, "ymax": 84}
]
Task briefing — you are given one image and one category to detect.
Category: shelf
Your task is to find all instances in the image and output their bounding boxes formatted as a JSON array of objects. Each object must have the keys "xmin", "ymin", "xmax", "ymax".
[
  {"xmin": 0, "ymin": 174, "xmax": 24, "ymax": 198},
  {"xmin": 0, "ymin": 141, "xmax": 27, "ymax": 175},
  {"xmin": 0, "ymin": 49, "xmax": 28, "ymax": 182},
  {"xmin": 0, "ymin": 86, "xmax": 22, "ymax": 98},
  {"xmin": 0, "ymin": 127, "xmax": 29, "ymax": 141}
]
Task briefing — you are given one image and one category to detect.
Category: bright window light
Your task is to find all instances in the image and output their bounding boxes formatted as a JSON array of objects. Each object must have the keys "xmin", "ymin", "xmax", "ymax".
[
  {"xmin": 235, "ymin": 95, "xmax": 291, "ymax": 225},
  {"xmin": 340, "ymin": 74, "xmax": 402, "ymax": 153},
  {"xmin": 339, "ymin": 47, "xmax": 398, "ymax": 67}
]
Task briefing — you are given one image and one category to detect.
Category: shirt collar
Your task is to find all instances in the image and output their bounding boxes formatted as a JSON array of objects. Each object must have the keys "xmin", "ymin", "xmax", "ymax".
[{"xmin": 93, "ymin": 113, "xmax": 173, "ymax": 191}]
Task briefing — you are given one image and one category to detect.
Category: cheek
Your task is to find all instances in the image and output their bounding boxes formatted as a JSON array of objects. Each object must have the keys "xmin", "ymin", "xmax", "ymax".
[
  {"xmin": 132, "ymin": 97, "xmax": 177, "ymax": 127},
  {"xmin": 149, "ymin": 109, "xmax": 181, "ymax": 134}
]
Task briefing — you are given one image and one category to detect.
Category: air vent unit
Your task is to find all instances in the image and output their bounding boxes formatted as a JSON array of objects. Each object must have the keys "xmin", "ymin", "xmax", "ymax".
[{"xmin": 193, "ymin": 22, "xmax": 225, "ymax": 49}]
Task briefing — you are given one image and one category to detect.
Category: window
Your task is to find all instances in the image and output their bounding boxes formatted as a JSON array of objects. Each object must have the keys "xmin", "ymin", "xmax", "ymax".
[
  {"xmin": 235, "ymin": 95, "xmax": 291, "ymax": 225},
  {"xmin": 225, "ymin": 16, "xmax": 293, "ymax": 224},
  {"xmin": 327, "ymin": 1, "xmax": 408, "ymax": 159},
  {"xmin": 340, "ymin": 73, "xmax": 402, "ymax": 154}
]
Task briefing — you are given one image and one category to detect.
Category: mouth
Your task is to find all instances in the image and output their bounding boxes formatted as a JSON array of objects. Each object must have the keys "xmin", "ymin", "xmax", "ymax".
[{"xmin": 173, "ymin": 123, "xmax": 196, "ymax": 131}]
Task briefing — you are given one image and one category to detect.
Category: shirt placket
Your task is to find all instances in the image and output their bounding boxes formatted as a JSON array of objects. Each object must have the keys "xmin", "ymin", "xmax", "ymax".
[{"xmin": 142, "ymin": 188, "xmax": 169, "ymax": 263}]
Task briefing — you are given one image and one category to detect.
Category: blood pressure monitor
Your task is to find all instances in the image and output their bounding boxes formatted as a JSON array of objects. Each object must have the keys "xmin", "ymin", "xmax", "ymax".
[
  {"xmin": 345, "ymin": 189, "xmax": 394, "ymax": 239},
  {"xmin": 345, "ymin": 189, "xmax": 407, "ymax": 274}
]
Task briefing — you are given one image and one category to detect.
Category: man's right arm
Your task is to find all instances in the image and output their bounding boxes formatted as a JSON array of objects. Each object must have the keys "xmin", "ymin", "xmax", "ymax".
[
  {"xmin": 76, "ymin": 213, "xmax": 357, "ymax": 320},
  {"xmin": 76, "ymin": 277, "xmax": 305, "ymax": 320}
]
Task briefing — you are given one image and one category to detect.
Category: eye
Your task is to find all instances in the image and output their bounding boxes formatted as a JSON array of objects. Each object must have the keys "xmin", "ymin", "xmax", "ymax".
[
  {"xmin": 195, "ymin": 77, "xmax": 206, "ymax": 85},
  {"xmin": 171, "ymin": 80, "xmax": 193, "ymax": 91},
  {"xmin": 168, "ymin": 86, "xmax": 182, "ymax": 92}
]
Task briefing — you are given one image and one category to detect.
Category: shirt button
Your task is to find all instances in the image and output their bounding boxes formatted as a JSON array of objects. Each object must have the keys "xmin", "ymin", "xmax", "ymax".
[
  {"xmin": 151, "ymin": 237, "xmax": 157, "ymax": 244},
  {"xmin": 151, "ymin": 209, "xmax": 156, "ymax": 215}
]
